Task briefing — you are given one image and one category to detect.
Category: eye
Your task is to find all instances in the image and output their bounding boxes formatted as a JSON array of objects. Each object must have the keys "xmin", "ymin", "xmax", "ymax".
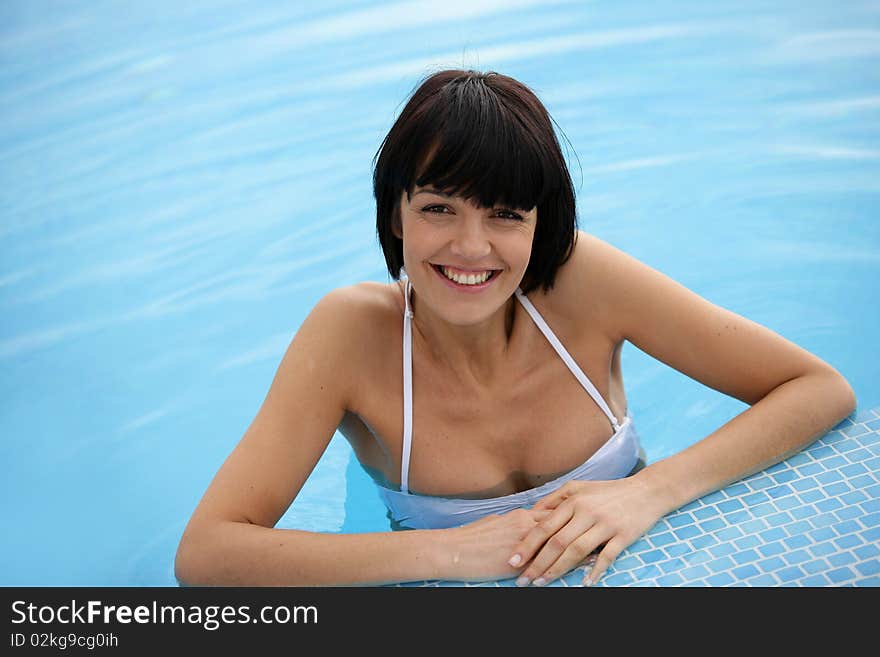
[
  {"xmin": 421, "ymin": 204, "xmax": 450, "ymax": 214},
  {"xmin": 494, "ymin": 209, "xmax": 524, "ymax": 221}
]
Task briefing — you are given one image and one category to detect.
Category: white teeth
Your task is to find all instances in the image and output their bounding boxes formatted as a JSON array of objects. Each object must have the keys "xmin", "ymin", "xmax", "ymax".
[{"xmin": 440, "ymin": 266, "xmax": 492, "ymax": 285}]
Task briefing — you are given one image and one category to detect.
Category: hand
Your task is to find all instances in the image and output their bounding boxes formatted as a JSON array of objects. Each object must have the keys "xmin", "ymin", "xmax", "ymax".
[
  {"xmin": 507, "ymin": 476, "xmax": 666, "ymax": 586},
  {"xmin": 439, "ymin": 508, "xmax": 552, "ymax": 582}
]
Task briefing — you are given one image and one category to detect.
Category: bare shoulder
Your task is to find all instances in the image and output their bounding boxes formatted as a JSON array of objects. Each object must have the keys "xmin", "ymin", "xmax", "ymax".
[
  {"xmin": 536, "ymin": 230, "xmax": 633, "ymax": 342},
  {"xmin": 551, "ymin": 230, "xmax": 844, "ymax": 406},
  {"xmin": 304, "ymin": 280, "xmax": 403, "ymax": 387}
]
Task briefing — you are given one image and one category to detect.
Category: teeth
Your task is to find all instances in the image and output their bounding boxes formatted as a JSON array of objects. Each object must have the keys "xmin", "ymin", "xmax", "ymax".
[{"xmin": 440, "ymin": 266, "xmax": 492, "ymax": 285}]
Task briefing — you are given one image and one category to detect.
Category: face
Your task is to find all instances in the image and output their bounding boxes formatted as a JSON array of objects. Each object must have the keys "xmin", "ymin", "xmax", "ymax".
[{"xmin": 396, "ymin": 185, "xmax": 537, "ymax": 325}]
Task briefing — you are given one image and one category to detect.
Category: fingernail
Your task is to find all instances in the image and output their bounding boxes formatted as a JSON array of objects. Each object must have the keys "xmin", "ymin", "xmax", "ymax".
[
  {"xmin": 583, "ymin": 577, "xmax": 593, "ymax": 587},
  {"xmin": 508, "ymin": 554, "xmax": 522, "ymax": 567},
  {"xmin": 532, "ymin": 577, "xmax": 546, "ymax": 587},
  {"xmin": 515, "ymin": 576, "xmax": 530, "ymax": 587}
]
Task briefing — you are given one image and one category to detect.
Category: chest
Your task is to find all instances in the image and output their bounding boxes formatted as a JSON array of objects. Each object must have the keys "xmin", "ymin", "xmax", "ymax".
[{"xmin": 341, "ymin": 321, "xmax": 626, "ymax": 498}]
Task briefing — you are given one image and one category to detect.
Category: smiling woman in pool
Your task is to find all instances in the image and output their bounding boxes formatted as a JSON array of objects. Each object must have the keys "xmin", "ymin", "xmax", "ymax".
[{"xmin": 174, "ymin": 69, "xmax": 857, "ymax": 587}]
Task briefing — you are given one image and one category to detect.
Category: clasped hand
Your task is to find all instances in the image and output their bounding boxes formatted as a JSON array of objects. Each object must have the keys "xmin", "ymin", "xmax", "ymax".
[{"xmin": 507, "ymin": 476, "xmax": 665, "ymax": 586}]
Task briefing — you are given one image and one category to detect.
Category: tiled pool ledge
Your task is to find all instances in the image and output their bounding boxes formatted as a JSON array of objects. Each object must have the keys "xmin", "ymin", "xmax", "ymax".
[{"xmin": 403, "ymin": 405, "xmax": 880, "ymax": 587}]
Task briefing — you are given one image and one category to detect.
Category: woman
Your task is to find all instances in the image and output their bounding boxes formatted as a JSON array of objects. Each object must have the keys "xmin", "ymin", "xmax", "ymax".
[{"xmin": 174, "ymin": 69, "xmax": 856, "ymax": 587}]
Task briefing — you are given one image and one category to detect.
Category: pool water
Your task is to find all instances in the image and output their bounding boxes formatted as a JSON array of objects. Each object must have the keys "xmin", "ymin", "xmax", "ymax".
[{"xmin": 1, "ymin": 0, "xmax": 878, "ymax": 586}]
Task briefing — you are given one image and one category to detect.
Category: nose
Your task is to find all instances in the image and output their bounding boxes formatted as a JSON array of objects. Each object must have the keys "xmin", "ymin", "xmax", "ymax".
[{"xmin": 449, "ymin": 215, "xmax": 491, "ymax": 261}]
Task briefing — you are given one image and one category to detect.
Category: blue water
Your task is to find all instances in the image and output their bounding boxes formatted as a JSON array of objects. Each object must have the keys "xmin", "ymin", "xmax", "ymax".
[{"xmin": 1, "ymin": 1, "xmax": 878, "ymax": 585}]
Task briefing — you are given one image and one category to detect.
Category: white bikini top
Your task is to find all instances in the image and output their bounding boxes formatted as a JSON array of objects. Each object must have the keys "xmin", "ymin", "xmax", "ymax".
[{"xmin": 374, "ymin": 279, "xmax": 641, "ymax": 530}]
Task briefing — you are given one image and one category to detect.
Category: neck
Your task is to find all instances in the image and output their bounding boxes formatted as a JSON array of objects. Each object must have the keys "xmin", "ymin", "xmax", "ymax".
[{"xmin": 408, "ymin": 285, "xmax": 519, "ymax": 389}]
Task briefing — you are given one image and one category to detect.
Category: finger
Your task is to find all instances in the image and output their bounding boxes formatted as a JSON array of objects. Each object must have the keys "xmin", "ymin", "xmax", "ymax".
[
  {"xmin": 531, "ymin": 486, "xmax": 572, "ymax": 511},
  {"xmin": 529, "ymin": 509, "xmax": 553, "ymax": 523},
  {"xmin": 583, "ymin": 537, "xmax": 626, "ymax": 587},
  {"xmin": 514, "ymin": 513, "xmax": 596, "ymax": 586},
  {"xmin": 531, "ymin": 525, "xmax": 611, "ymax": 586},
  {"xmin": 507, "ymin": 505, "xmax": 573, "ymax": 574}
]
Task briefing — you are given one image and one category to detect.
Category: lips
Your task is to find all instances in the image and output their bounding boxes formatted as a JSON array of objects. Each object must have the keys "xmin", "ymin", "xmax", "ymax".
[{"xmin": 430, "ymin": 263, "xmax": 500, "ymax": 291}]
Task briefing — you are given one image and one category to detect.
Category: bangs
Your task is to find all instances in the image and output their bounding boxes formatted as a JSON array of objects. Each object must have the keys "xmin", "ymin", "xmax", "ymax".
[{"xmin": 402, "ymin": 79, "xmax": 561, "ymax": 211}]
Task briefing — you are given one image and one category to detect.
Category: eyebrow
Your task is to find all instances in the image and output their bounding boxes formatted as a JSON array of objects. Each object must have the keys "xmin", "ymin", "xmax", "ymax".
[{"xmin": 411, "ymin": 187, "xmax": 452, "ymax": 198}]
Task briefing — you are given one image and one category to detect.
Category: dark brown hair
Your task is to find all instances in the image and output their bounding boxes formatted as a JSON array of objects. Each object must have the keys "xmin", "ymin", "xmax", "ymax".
[{"xmin": 372, "ymin": 69, "xmax": 577, "ymax": 294}]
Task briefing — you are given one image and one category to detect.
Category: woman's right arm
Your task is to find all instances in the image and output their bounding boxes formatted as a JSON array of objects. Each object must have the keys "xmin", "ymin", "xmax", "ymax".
[
  {"xmin": 173, "ymin": 286, "xmax": 444, "ymax": 586},
  {"xmin": 173, "ymin": 286, "xmax": 538, "ymax": 586}
]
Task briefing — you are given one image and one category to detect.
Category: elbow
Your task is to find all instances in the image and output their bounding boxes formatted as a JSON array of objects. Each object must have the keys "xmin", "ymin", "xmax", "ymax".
[
  {"xmin": 174, "ymin": 525, "xmax": 215, "ymax": 587},
  {"xmin": 173, "ymin": 535, "xmax": 199, "ymax": 587},
  {"xmin": 818, "ymin": 366, "xmax": 857, "ymax": 424},
  {"xmin": 839, "ymin": 376, "xmax": 858, "ymax": 420}
]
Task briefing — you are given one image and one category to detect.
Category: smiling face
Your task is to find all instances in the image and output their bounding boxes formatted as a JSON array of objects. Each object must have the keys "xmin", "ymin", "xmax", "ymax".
[{"xmin": 397, "ymin": 185, "xmax": 537, "ymax": 325}]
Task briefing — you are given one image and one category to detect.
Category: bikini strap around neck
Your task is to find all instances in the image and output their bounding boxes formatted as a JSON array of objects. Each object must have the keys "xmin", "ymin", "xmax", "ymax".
[
  {"xmin": 514, "ymin": 287, "xmax": 621, "ymax": 432},
  {"xmin": 400, "ymin": 279, "xmax": 414, "ymax": 494}
]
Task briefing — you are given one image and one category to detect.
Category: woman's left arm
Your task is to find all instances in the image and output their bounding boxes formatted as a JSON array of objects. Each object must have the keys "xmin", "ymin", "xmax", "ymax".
[{"xmin": 510, "ymin": 233, "xmax": 857, "ymax": 586}]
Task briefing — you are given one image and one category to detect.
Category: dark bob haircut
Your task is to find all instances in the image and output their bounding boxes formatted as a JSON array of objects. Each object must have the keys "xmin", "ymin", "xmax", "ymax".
[{"xmin": 372, "ymin": 69, "xmax": 578, "ymax": 295}]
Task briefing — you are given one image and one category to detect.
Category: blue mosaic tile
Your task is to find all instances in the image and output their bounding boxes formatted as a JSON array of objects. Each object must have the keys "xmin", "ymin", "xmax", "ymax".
[
  {"xmin": 840, "ymin": 465, "xmax": 868, "ymax": 479},
  {"xmin": 826, "ymin": 567, "xmax": 856, "ymax": 584},
  {"xmin": 759, "ymin": 527, "xmax": 786, "ymax": 543},
  {"xmin": 862, "ymin": 499, "xmax": 880, "ymax": 512},
  {"xmin": 854, "ymin": 544, "xmax": 879, "ymax": 559},
  {"xmin": 681, "ymin": 565, "xmax": 710, "ymax": 580},
  {"xmin": 707, "ymin": 556, "xmax": 735, "ymax": 573},
  {"xmin": 775, "ymin": 496, "xmax": 800, "ymax": 511},
  {"xmin": 772, "ymin": 470, "xmax": 798, "ymax": 484},
  {"xmin": 828, "ymin": 552, "xmax": 856, "ymax": 567},
  {"xmin": 836, "ymin": 506, "xmax": 863, "ymax": 521},
  {"xmin": 741, "ymin": 519, "xmax": 768, "ymax": 534},
  {"xmin": 791, "ymin": 505, "xmax": 818, "ymax": 520},
  {"xmin": 834, "ymin": 534, "xmax": 862, "ymax": 549},
  {"xmin": 810, "ymin": 542, "xmax": 837, "ymax": 558},
  {"xmin": 749, "ymin": 476, "xmax": 776, "ymax": 490},
  {"xmin": 667, "ymin": 513, "xmax": 695, "ymax": 528},
  {"xmin": 758, "ymin": 541, "xmax": 786, "ymax": 557},
  {"xmin": 683, "ymin": 550, "xmax": 712, "ymax": 566},
  {"xmin": 426, "ymin": 406, "xmax": 880, "ymax": 588},
  {"xmin": 660, "ymin": 558, "xmax": 685, "ymax": 574},
  {"xmin": 725, "ymin": 483, "xmax": 750, "ymax": 497},
  {"xmin": 651, "ymin": 531, "xmax": 677, "ymax": 547},
  {"xmin": 698, "ymin": 517, "xmax": 726, "ymax": 533},
  {"xmin": 782, "ymin": 549, "xmax": 811, "ymax": 565},
  {"xmin": 701, "ymin": 490, "xmax": 727, "ymax": 505},
  {"xmin": 801, "ymin": 559, "xmax": 829, "ymax": 575},
  {"xmin": 673, "ymin": 524, "xmax": 702, "ymax": 540},
  {"xmin": 641, "ymin": 549, "xmax": 666, "ymax": 564},
  {"xmin": 732, "ymin": 564, "xmax": 759, "ymax": 579},
  {"xmin": 816, "ymin": 498, "xmax": 843, "ymax": 512},
  {"xmin": 809, "ymin": 527, "xmax": 836, "ymax": 543},
  {"xmin": 817, "ymin": 470, "xmax": 844, "ymax": 485},
  {"xmin": 783, "ymin": 534, "xmax": 811, "ymax": 550},
  {"xmin": 718, "ymin": 499, "xmax": 745, "ymax": 512},
  {"xmin": 758, "ymin": 556, "xmax": 786, "ymax": 572},
  {"xmin": 707, "ymin": 572, "xmax": 735, "ymax": 586},
  {"xmin": 693, "ymin": 506, "xmax": 720, "ymax": 520},
  {"xmin": 665, "ymin": 543, "xmax": 692, "ymax": 558},
  {"xmin": 715, "ymin": 526, "xmax": 744, "ymax": 541},
  {"xmin": 708, "ymin": 542, "xmax": 736, "ymax": 558},
  {"xmin": 855, "ymin": 560, "xmax": 880, "ymax": 576},
  {"xmin": 734, "ymin": 535, "xmax": 761, "ymax": 550},
  {"xmin": 743, "ymin": 491, "xmax": 770, "ymax": 505},
  {"xmin": 657, "ymin": 573, "xmax": 684, "ymax": 586}
]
